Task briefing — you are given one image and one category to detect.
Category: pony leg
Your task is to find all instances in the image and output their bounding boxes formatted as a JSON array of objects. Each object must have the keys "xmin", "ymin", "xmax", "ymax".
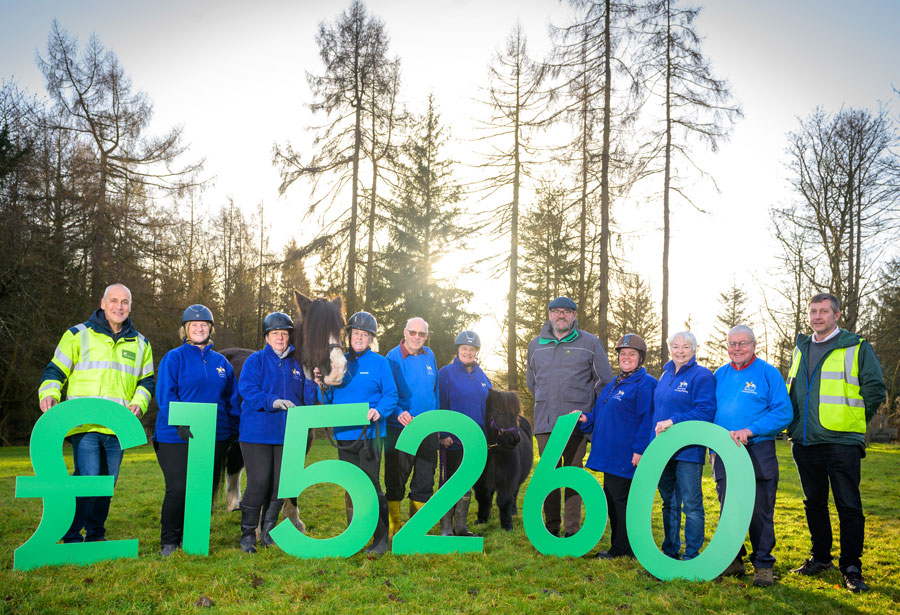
[
  {"xmin": 225, "ymin": 470, "xmax": 242, "ymax": 513},
  {"xmin": 282, "ymin": 498, "xmax": 306, "ymax": 534}
]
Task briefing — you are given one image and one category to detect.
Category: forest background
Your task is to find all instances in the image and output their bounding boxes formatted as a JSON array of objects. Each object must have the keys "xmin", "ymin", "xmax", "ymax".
[{"xmin": 1, "ymin": 0, "xmax": 899, "ymax": 444}]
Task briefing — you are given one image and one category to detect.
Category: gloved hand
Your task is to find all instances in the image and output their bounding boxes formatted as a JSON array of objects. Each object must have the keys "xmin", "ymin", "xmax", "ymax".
[
  {"xmin": 273, "ymin": 399, "xmax": 295, "ymax": 410},
  {"xmin": 176, "ymin": 425, "xmax": 193, "ymax": 442}
]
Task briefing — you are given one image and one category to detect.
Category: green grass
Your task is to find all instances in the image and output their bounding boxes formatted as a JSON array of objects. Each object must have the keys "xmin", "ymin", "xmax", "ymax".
[{"xmin": 1, "ymin": 439, "xmax": 899, "ymax": 614}]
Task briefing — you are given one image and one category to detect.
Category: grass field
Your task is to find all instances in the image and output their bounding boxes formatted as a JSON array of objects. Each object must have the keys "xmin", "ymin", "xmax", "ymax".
[{"xmin": 1, "ymin": 438, "xmax": 898, "ymax": 614}]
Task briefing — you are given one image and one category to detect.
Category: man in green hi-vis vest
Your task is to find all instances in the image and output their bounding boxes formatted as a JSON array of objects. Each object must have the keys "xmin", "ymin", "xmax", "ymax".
[
  {"xmin": 38, "ymin": 283, "xmax": 155, "ymax": 544},
  {"xmin": 785, "ymin": 292, "xmax": 885, "ymax": 593}
]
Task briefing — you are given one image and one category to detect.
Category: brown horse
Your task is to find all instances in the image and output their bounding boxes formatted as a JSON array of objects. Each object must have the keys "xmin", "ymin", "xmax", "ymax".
[{"xmin": 218, "ymin": 291, "xmax": 347, "ymax": 536}]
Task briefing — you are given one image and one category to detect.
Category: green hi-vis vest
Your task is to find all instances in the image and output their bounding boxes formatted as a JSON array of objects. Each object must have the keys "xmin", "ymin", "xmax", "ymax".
[
  {"xmin": 39, "ymin": 323, "xmax": 154, "ymax": 436},
  {"xmin": 786, "ymin": 341, "xmax": 865, "ymax": 434}
]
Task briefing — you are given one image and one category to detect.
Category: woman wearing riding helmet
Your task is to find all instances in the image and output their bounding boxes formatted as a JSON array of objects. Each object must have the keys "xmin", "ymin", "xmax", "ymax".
[
  {"xmin": 237, "ymin": 311, "xmax": 318, "ymax": 553},
  {"xmin": 315, "ymin": 311, "xmax": 398, "ymax": 555},
  {"xmin": 576, "ymin": 333, "xmax": 657, "ymax": 559},
  {"xmin": 437, "ymin": 330, "xmax": 492, "ymax": 537},
  {"xmin": 154, "ymin": 304, "xmax": 240, "ymax": 556}
]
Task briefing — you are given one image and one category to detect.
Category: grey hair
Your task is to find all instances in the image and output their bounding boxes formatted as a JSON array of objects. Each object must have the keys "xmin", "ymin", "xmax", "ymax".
[
  {"xmin": 405, "ymin": 317, "xmax": 428, "ymax": 334},
  {"xmin": 668, "ymin": 330, "xmax": 697, "ymax": 353},
  {"xmin": 103, "ymin": 283, "xmax": 132, "ymax": 302},
  {"xmin": 728, "ymin": 325, "xmax": 756, "ymax": 343}
]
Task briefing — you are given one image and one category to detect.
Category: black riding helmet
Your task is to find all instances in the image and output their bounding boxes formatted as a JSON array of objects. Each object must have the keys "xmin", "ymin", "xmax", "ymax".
[
  {"xmin": 263, "ymin": 311, "xmax": 294, "ymax": 334},
  {"xmin": 182, "ymin": 304, "xmax": 214, "ymax": 325},
  {"xmin": 455, "ymin": 330, "xmax": 481, "ymax": 348},
  {"xmin": 347, "ymin": 311, "xmax": 377, "ymax": 336}
]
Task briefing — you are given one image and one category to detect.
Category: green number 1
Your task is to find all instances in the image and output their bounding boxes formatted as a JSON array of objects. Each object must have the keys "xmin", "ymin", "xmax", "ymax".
[{"xmin": 392, "ymin": 411, "xmax": 487, "ymax": 554}]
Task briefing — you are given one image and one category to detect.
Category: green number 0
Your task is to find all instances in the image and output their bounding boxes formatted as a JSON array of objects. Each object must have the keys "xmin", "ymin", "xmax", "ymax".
[
  {"xmin": 626, "ymin": 421, "xmax": 755, "ymax": 580},
  {"xmin": 523, "ymin": 412, "xmax": 607, "ymax": 556},
  {"xmin": 270, "ymin": 403, "xmax": 379, "ymax": 557},
  {"xmin": 392, "ymin": 411, "xmax": 487, "ymax": 554}
]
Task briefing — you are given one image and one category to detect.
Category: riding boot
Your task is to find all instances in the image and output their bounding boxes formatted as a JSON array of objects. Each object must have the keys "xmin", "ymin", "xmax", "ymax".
[
  {"xmin": 440, "ymin": 506, "xmax": 454, "ymax": 536},
  {"xmin": 260, "ymin": 499, "xmax": 281, "ymax": 547},
  {"xmin": 239, "ymin": 503, "xmax": 260, "ymax": 553},
  {"xmin": 388, "ymin": 500, "xmax": 402, "ymax": 538},
  {"xmin": 365, "ymin": 516, "xmax": 390, "ymax": 555},
  {"xmin": 454, "ymin": 494, "xmax": 475, "ymax": 537}
]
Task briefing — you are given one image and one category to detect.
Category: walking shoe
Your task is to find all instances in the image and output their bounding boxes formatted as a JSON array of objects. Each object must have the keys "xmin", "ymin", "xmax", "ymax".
[
  {"xmin": 722, "ymin": 555, "xmax": 747, "ymax": 577},
  {"xmin": 842, "ymin": 566, "xmax": 869, "ymax": 593},
  {"xmin": 752, "ymin": 567, "xmax": 774, "ymax": 587},
  {"xmin": 160, "ymin": 544, "xmax": 178, "ymax": 557},
  {"xmin": 792, "ymin": 557, "xmax": 834, "ymax": 575}
]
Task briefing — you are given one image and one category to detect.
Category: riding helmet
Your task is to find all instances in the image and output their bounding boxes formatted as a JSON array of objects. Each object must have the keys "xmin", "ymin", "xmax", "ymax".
[
  {"xmin": 615, "ymin": 333, "xmax": 647, "ymax": 362},
  {"xmin": 263, "ymin": 311, "xmax": 294, "ymax": 334},
  {"xmin": 347, "ymin": 311, "xmax": 378, "ymax": 335},
  {"xmin": 455, "ymin": 330, "xmax": 481, "ymax": 349},
  {"xmin": 182, "ymin": 304, "xmax": 214, "ymax": 325}
]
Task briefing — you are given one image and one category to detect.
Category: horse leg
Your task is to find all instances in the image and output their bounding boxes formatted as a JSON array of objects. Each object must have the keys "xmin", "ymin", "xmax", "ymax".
[
  {"xmin": 498, "ymin": 484, "xmax": 516, "ymax": 531},
  {"xmin": 224, "ymin": 441, "xmax": 244, "ymax": 512},
  {"xmin": 281, "ymin": 498, "xmax": 306, "ymax": 534},
  {"xmin": 473, "ymin": 478, "xmax": 491, "ymax": 525}
]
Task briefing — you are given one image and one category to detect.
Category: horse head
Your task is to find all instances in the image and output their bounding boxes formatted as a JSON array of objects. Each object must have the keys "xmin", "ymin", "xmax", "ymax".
[
  {"xmin": 293, "ymin": 291, "xmax": 347, "ymax": 386},
  {"xmin": 486, "ymin": 389, "xmax": 522, "ymax": 450}
]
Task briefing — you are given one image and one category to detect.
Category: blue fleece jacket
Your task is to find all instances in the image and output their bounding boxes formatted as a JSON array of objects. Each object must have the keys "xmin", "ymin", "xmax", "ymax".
[
  {"xmin": 580, "ymin": 367, "xmax": 657, "ymax": 479},
  {"xmin": 154, "ymin": 342, "xmax": 240, "ymax": 443},
  {"xmin": 438, "ymin": 357, "xmax": 492, "ymax": 450},
  {"xmin": 385, "ymin": 344, "xmax": 439, "ymax": 429},
  {"xmin": 652, "ymin": 356, "xmax": 716, "ymax": 464},
  {"xmin": 324, "ymin": 348, "xmax": 398, "ymax": 440},
  {"xmin": 714, "ymin": 356, "xmax": 792, "ymax": 443},
  {"xmin": 238, "ymin": 344, "xmax": 318, "ymax": 445}
]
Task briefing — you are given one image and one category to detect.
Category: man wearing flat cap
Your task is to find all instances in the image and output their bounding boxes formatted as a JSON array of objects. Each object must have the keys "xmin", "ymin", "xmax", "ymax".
[{"xmin": 527, "ymin": 296, "xmax": 613, "ymax": 537}]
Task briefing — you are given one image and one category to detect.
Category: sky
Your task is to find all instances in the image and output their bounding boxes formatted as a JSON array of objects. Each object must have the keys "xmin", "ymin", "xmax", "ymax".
[{"xmin": 2, "ymin": 0, "xmax": 898, "ymax": 369}]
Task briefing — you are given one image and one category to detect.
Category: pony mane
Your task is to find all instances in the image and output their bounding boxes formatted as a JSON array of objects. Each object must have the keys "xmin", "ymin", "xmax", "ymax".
[
  {"xmin": 487, "ymin": 389, "xmax": 522, "ymax": 420},
  {"xmin": 295, "ymin": 296, "xmax": 345, "ymax": 370}
]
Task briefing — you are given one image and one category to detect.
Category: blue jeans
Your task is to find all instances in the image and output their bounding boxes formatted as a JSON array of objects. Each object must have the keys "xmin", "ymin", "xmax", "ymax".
[
  {"xmin": 658, "ymin": 459, "xmax": 705, "ymax": 560},
  {"xmin": 63, "ymin": 432, "xmax": 123, "ymax": 543}
]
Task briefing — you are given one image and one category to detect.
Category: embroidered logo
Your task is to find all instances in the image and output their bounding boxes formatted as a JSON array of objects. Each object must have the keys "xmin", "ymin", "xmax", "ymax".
[
  {"xmin": 426, "ymin": 365, "xmax": 434, "ymax": 373},
  {"xmin": 216, "ymin": 366, "xmax": 226, "ymax": 378},
  {"xmin": 360, "ymin": 371, "xmax": 370, "ymax": 375},
  {"xmin": 613, "ymin": 390, "xmax": 625, "ymax": 401},
  {"xmin": 674, "ymin": 380, "xmax": 689, "ymax": 393},
  {"xmin": 121, "ymin": 349, "xmax": 136, "ymax": 361},
  {"xmin": 481, "ymin": 382, "xmax": 487, "ymax": 388},
  {"xmin": 292, "ymin": 368, "xmax": 302, "ymax": 379},
  {"xmin": 741, "ymin": 381, "xmax": 757, "ymax": 395}
]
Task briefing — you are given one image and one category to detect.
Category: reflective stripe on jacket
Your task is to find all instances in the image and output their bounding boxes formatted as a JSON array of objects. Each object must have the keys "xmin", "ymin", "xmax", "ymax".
[{"xmin": 787, "ymin": 343, "xmax": 865, "ymax": 434}]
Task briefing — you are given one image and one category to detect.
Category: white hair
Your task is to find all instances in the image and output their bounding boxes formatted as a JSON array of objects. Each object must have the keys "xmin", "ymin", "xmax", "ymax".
[
  {"xmin": 405, "ymin": 317, "xmax": 428, "ymax": 333},
  {"xmin": 728, "ymin": 325, "xmax": 757, "ymax": 343},
  {"xmin": 103, "ymin": 283, "xmax": 132, "ymax": 302},
  {"xmin": 668, "ymin": 330, "xmax": 697, "ymax": 353}
]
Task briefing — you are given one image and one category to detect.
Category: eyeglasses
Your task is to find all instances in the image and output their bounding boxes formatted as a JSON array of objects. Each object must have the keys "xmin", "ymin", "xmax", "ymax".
[
  {"xmin": 727, "ymin": 341, "xmax": 754, "ymax": 349},
  {"xmin": 406, "ymin": 330, "xmax": 427, "ymax": 338},
  {"xmin": 549, "ymin": 309, "xmax": 575, "ymax": 316}
]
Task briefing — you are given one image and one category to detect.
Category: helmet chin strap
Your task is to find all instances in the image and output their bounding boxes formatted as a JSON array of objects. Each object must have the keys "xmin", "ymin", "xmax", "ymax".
[{"xmin": 185, "ymin": 336, "xmax": 211, "ymax": 346}]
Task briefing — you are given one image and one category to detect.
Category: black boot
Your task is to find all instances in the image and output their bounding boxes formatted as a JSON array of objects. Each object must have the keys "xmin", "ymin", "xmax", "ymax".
[
  {"xmin": 260, "ymin": 499, "xmax": 282, "ymax": 547},
  {"xmin": 239, "ymin": 503, "xmax": 260, "ymax": 553},
  {"xmin": 440, "ymin": 505, "xmax": 454, "ymax": 536},
  {"xmin": 454, "ymin": 494, "xmax": 475, "ymax": 537},
  {"xmin": 365, "ymin": 499, "xmax": 390, "ymax": 555}
]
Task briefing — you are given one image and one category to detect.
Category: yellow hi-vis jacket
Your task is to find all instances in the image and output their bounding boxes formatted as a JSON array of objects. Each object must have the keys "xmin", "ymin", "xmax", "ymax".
[
  {"xmin": 38, "ymin": 309, "xmax": 155, "ymax": 436},
  {"xmin": 787, "ymin": 343, "xmax": 864, "ymax": 433}
]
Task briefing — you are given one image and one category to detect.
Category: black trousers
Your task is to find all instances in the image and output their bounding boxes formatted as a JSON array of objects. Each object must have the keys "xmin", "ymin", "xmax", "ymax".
[
  {"xmin": 337, "ymin": 437, "xmax": 388, "ymax": 541},
  {"xmin": 240, "ymin": 442, "xmax": 284, "ymax": 510},
  {"xmin": 535, "ymin": 431, "xmax": 588, "ymax": 534},
  {"xmin": 792, "ymin": 442, "xmax": 865, "ymax": 572},
  {"xmin": 154, "ymin": 440, "xmax": 229, "ymax": 546},
  {"xmin": 384, "ymin": 426, "xmax": 438, "ymax": 502},
  {"xmin": 712, "ymin": 439, "xmax": 779, "ymax": 569},
  {"xmin": 603, "ymin": 472, "xmax": 633, "ymax": 556}
]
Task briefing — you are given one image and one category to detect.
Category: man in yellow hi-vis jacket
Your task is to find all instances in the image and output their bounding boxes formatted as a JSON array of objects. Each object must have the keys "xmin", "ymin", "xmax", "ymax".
[
  {"xmin": 38, "ymin": 283, "xmax": 155, "ymax": 543},
  {"xmin": 786, "ymin": 292, "xmax": 885, "ymax": 593}
]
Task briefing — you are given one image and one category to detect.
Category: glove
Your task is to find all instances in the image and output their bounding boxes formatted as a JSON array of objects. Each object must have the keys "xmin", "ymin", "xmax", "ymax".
[
  {"xmin": 273, "ymin": 399, "xmax": 295, "ymax": 410},
  {"xmin": 176, "ymin": 425, "xmax": 193, "ymax": 442}
]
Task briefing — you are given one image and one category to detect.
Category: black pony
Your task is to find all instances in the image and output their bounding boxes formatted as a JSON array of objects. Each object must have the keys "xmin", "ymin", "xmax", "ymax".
[
  {"xmin": 474, "ymin": 389, "xmax": 534, "ymax": 531},
  {"xmin": 217, "ymin": 291, "xmax": 347, "ymax": 534}
]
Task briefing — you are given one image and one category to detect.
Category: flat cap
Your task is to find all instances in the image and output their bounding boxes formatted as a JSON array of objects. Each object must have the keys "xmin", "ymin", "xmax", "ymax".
[{"xmin": 548, "ymin": 296, "xmax": 577, "ymax": 311}]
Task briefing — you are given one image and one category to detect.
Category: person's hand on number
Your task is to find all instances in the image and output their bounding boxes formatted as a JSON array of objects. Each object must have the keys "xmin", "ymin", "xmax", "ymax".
[
  {"xmin": 367, "ymin": 408, "xmax": 380, "ymax": 422},
  {"xmin": 655, "ymin": 419, "xmax": 673, "ymax": 434},
  {"xmin": 440, "ymin": 437, "xmax": 452, "ymax": 448},
  {"xmin": 398, "ymin": 410, "xmax": 413, "ymax": 426}
]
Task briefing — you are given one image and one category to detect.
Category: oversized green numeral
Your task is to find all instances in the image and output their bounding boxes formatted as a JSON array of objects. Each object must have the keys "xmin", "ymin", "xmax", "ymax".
[
  {"xmin": 168, "ymin": 402, "xmax": 216, "ymax": 555},
  {"xmin": 14, "ymin": 399, "xmax": 147, "ymax": 571},
  {"xmin": 392, "ymin": 411, "xmax": 487, "ymax": 554},
  {"xmin": 523, "ymin": 413, "xmax": 607, "ymax": 556},
  {"xmin": 626, "ymin": 421, "xmax": 754, "ymax": 581},
  {"xmin": 270, "ymin": 403, "xmax": 378, "ymax": 557}
]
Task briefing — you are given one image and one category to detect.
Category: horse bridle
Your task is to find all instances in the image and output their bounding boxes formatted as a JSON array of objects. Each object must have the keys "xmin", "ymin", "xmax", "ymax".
[{"xmin": 488, "ymin": 417, "xmax": 519, "ymax": 449}]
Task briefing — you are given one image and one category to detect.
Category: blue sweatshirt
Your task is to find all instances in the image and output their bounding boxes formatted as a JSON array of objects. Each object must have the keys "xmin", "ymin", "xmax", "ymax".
[
  {"xmin": 714, "ymin": 356, "xmax": 792, "ymax": 443},
  {"xmin": 580, "ymin": 367, "xmax": 657, "ymax": 479},
  {"xmin": 154, "ymin": 342, "xmax": 240, "ymax": 443},
  {"xmin": 652, "ymin": 356, "xmax": 716, "ymax": 464},
  {"xmin": 324, "ymin": 348, "xmax": 398, "ymax": 440},
  {"xmin": 238, "ymin": 344, "xmax": 318, "ymax": 445},
  {"xmin": 385, "ymin": 344, "xmax": 439, "ymax": 429},
  {"xmin": 438, "ymin": 357, "xmax": 492, "ymax": 450}
]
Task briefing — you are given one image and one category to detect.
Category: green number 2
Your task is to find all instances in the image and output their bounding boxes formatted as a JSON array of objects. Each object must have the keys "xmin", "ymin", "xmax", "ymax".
[{"xmin": 392, "ymin": 411, "xmax": 487, "ymax": 554}]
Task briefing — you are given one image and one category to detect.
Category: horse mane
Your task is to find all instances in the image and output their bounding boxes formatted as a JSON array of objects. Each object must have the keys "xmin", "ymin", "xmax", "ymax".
[
  {"xmin": 486, "ymin": 389, "xmax": 522, "ymax": 421},
  {"xmin": 293, "ymin": 293, "xmax": 345, "ymax": 371}
]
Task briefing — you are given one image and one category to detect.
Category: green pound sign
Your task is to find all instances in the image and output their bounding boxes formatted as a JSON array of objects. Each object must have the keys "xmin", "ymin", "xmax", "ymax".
[
  {"xmin": 168, "ymin": 402, "xmax": 217, "ymax": 556},
  {"xmin": 626, "ymin": 421, "xmax": 754, "ymax": 581},
  {"xmin": 14, "ymin": 399, "xmax": 147, "ymax": 571},
  {"xmin": 392, "ymin": 410, "xmax": 487, "ymax": 554},
  {"xmin": 523, "ymin": 412, "xmax": 607, "ymax": 556},
  {"xmin": 270, "ymin": 403, "xmax": 379, "ymax": 557}
]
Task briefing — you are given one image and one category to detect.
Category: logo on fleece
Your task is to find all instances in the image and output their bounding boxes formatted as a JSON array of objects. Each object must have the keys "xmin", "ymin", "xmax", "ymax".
[
  {"xmin": 614, "ymin": 390, "xmax": 625, "ymax": 401},
  {"xmin": 674, "ymin": 380, "xmax": 689, "ymax": 393},
  {"xmin": 292, "ymin": 368, "xmax": 302, "ymax": 379},
  {"xmin": 216, "ymin": 365, "xmax": 226, "ymax": 378},
  {"xmin": 741, "ymin": 381, "xmax": 757, "ymax": 395}
]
